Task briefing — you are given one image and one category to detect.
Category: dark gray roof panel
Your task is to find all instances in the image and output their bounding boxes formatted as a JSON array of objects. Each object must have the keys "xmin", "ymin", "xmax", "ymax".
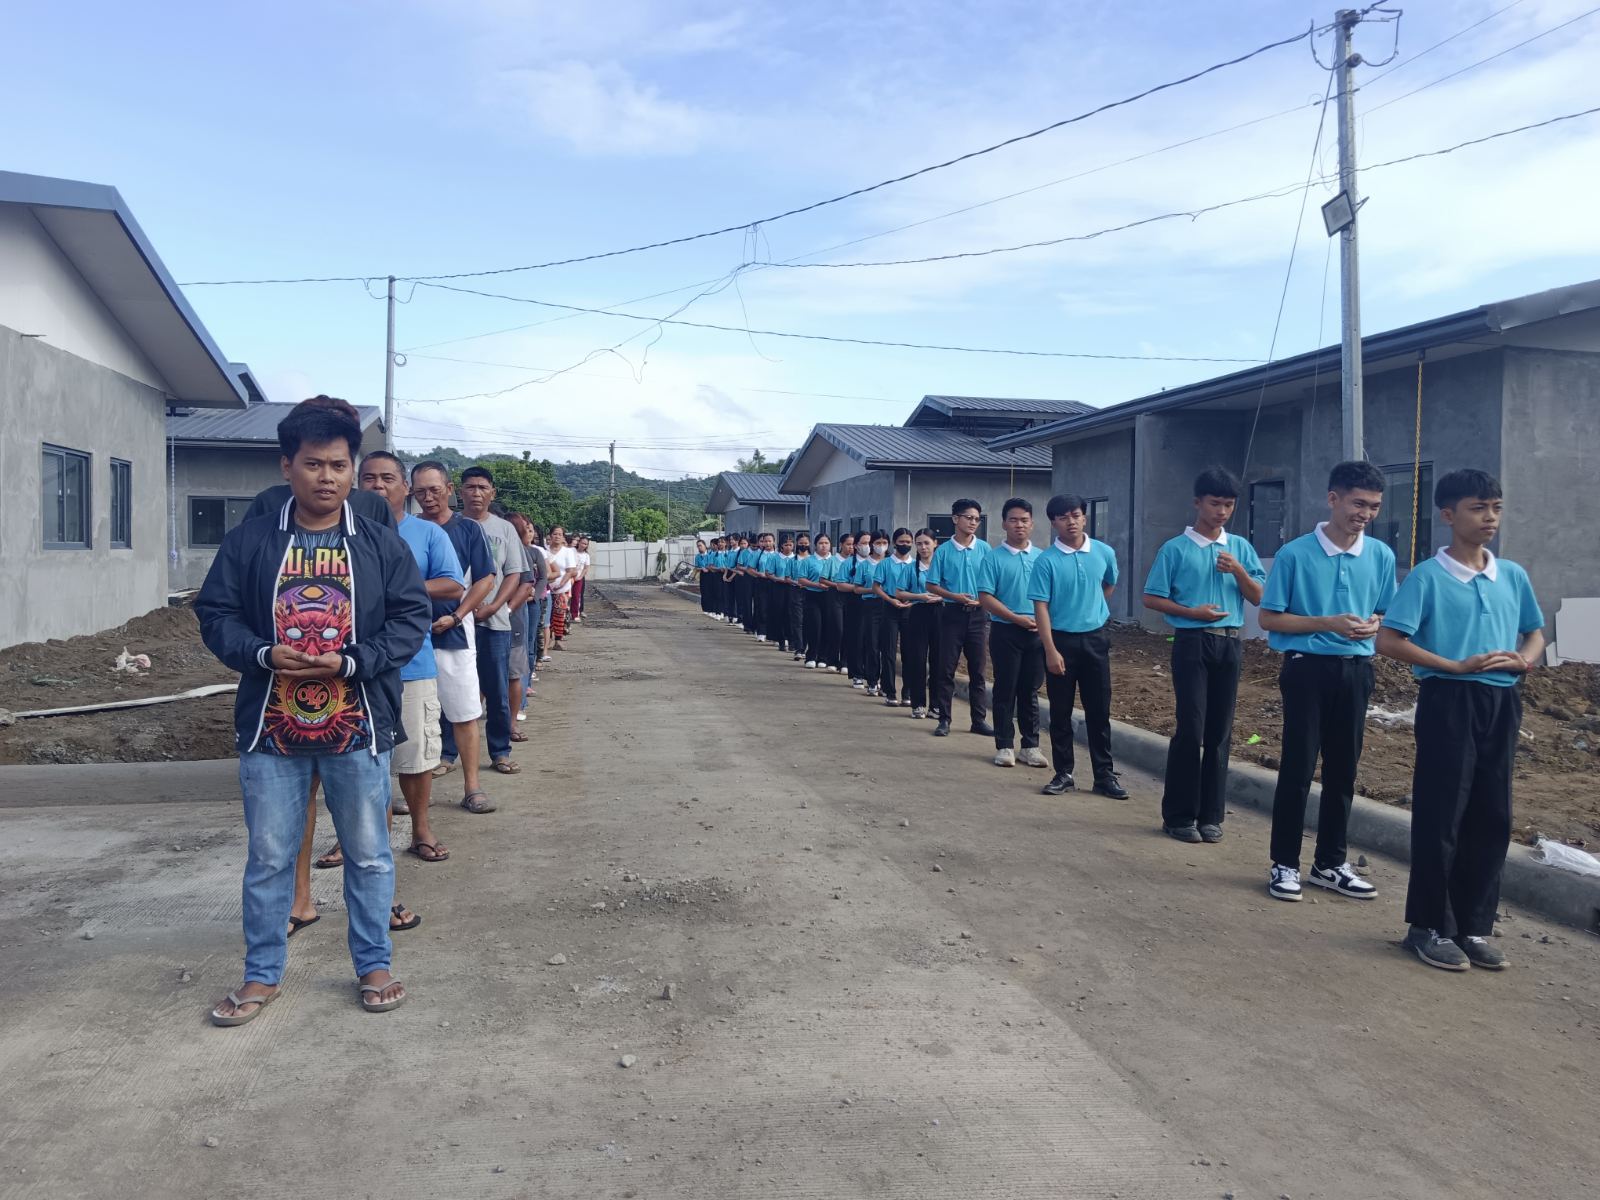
[
  {"xmin": 168, "ymin": 402, "xmax": 383, "ymax": 444},
  {"xmin": 817, "ymin": 424, "xmax": 1051, "ymax": 469},
  {"xmin": 720, "ymin": 472, "xmax": 793, "ymax": 503},
  {"xmin": 919, "ymin": 395, "xmax": 1095, "ymax": 415}
]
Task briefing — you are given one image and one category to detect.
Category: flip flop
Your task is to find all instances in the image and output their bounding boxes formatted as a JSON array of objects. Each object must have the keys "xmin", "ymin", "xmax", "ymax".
[
  {"xmin": 492, "ymin": 759, "xmax": 521, "ymax": 775},
  {"xmin": 210, "ymin": 988, "xmax": 279, "ymax": 1027},
  {"xmin": 509, "ymin": 730, "xmax": 528, "ymax": 742},
  {"xmin": 359, "ymin": 980, "xmax": 407, "ymax": 1013},
  {"xmin": 313, "ymin": 847, "xmax": 343, "ymax": 870},
  {"xmin": 287, "ymin": 914, "xmax": 321, "ymax": 938},
  {"xmin": 390, "ymin": 903, "xmax": 422, "ymax": 932},
  {"xmin": 391, "ymin": 799, "xmax": 410, "ymax": 815},
  {"xmin": 461, "ymin": 790, "xmax": 497, "ymax": 814},
  {"xmin": 406, "ymin": 841, "xmax": 449, "ymax": 863},
  {"xmin": 431, "ymin": 761, "xmax": 456, "ymax": 778}
]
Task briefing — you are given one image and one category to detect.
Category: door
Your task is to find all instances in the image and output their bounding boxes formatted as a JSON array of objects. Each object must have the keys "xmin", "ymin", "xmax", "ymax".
[{"xmin": 1249, "ymin": 480, "xmax": 1286, "ymax": 555}]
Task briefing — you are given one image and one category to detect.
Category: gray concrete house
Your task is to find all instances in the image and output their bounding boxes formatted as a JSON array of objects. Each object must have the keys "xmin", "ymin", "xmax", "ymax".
[
  {"xmin": 778, "ymin": 396, "xmax": 1092, "ymax": 545},
  {"xmin": 705, "ymin": 472, "xmax": 809, "ymax": 540},
  {"xmin": 0, "ymin": 171, "xmax": 246, "ymax": 649},
  {"xmin": 988, "ymin": 279, "xmax": 1600, "ymax": 631},
  {"xmin": 166, "ymin": 388, "xmax": 385, "ymax": 590}
]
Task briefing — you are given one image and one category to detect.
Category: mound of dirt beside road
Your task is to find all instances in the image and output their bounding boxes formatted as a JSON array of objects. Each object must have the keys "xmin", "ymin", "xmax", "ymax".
[{"xmin": 0, "ymin": 602, "xmax": 237, "ymax": 765}]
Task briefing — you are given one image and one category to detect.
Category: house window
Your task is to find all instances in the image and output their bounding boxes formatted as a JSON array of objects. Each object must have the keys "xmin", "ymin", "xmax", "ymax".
[
  {"xmin": 926, "ymin": 514, "xmax": 989, "ymax": 542},
  {"xmin": 189, "ymin": 496, "xmax": 255, "ymax": 547},
  {"xmin": 829, "ymin": 519, "xmax": 842, "ymax": 544},
  {"xmin": 1249, "ymin": 480, "xmax": 1286, "ymax": 556},
  {"xmin": 1371, "ymin": 462, "xmax": 1433, "ymax": 568},
  {"xmin": 42, "ymin": 444, "xmax": 91, "ymax": 549},
  {"xmin": 1086, "ymin": 497, "xmax": 1109, "ymax": 542},
  {"xmin": 110, "ymin": 459, "xmax": 132, "ymax": 548},
  {"xmin": 869, "ymin": 514, "xmax": 881, "ymax": 535},
  {"xmin": 850, "ymin": 516, "xmax": 864, "ymax": 536}
]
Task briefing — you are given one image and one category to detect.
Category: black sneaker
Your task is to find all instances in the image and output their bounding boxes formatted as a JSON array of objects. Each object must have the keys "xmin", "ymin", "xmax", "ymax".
[
  {"xmin": 1164, "ymin": 823, "xmax": 1202, "ymax": 844},
  {"xmin": 1454, "ymin": 935, "xmax": 1508, "ymax": 970},
  {"xmin": 1041, "ymin": 772, "xmax": 1075, "ymax": 796},
  {"xmin": 969, "ymin": 721, "xmax": 995, "ymax": 736},
  {"xmin": 1093, "ymin": 774, "xmax": 1129, "ymax": 800},
  {"xmin": 933, "ymin": 720, "xmax": 951, "ymax": 738},
  {"xmin": 1198, "ymin": 823, "xmax": 1224, "ymax": 843},
  {"xmin": 1403, "ymin": 925, "xmax": 1470, "ymax": 972}
]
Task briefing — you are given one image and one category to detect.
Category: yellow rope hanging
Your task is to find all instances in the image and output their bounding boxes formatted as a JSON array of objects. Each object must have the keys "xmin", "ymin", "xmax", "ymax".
[{"xmin": 1409, "ymin": 351, "xmax": 1424, "ymax": 568}]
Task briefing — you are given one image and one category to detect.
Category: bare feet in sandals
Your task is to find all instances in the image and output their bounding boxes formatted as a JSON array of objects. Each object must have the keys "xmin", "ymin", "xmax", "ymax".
[
  {"xmin": 358, "ymin": 970, "xmax": 406, "ymax": 1012},
  {"xmin": 210, "ymin": 982, "xmax": 279, "ymax": 1026}
]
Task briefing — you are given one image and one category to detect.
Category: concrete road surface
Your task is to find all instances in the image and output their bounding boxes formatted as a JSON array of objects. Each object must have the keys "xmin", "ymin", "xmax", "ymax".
[{"xmin": 1, "ymin": 583, "xmax": 1596, "ymax": 1200}]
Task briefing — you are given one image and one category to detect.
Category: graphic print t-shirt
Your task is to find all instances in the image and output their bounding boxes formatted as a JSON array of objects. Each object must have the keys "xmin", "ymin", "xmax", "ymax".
[{"xmin": 261, "ymin": 526, "xmax": 371, "ymax": 755}]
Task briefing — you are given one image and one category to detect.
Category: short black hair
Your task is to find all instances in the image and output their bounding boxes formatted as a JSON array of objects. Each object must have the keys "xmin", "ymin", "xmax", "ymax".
[
  {"xmin": 410, "ymin": 459, "xmax": 450, "ymax": 484},
  {"xmin": 1327, "ymin": 460, "xmax": 1385, "ymax": 494},
  {"xmin": 1435, "ymin": 468, "xmax": 1502, "ymax": 510},
  {"xmin": 277, "ymin": 401, "xmax": 362, "ymax": 461},
  {"xmin": 1193, "ymin": 467, "xmax": 1240, "ymax": 499},
  {"xmin": 360, "ymin": 450, "xmax": 403, "ymax": 472},
  {"xmin": 460, "ymin": 465, "xmax": 494, "ymax": 486},
  {"xmin": 951, "ymin": 498, "xmax": 981, "ymax": 517},
  {"xmin": 1046, "ymin": 493, "xmax": 1087, "ymax": 519},
  {"xmin": 1001, "ymin": 496, "xmax": 1032, "ymax": 519}
]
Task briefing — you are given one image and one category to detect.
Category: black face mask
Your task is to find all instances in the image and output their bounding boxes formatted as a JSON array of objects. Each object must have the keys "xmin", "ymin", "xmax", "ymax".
[
  {"xmin": 797, "ymin": 543, "xmax": 810, "ymax": 553},
  {"xmin": 895, "ymin": 542, "xmax": 913, "ymax": 554}
]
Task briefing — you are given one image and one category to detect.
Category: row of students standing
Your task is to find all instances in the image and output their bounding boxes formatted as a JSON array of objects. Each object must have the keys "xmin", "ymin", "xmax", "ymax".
[{"xmin": 698, "ymin": 461, "xmax": 1544, "ymax": 976}]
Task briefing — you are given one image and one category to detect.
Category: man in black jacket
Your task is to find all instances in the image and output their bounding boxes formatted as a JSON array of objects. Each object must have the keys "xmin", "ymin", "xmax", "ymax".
[{"xmin": 196, "ymin": 401, "xmax": 429, "ymax": 1025}]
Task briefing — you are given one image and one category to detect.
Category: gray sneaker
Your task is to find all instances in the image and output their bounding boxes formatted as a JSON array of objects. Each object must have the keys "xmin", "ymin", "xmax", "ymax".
[
  {"xmin": 1403, "ymin": 926, "xmax": 1470, "ymax": 971},
  {"xmin": 1198, "ymin": 823, "xmax": 1224, "ymax": 843},
  {"xmin": 1017, "ymin": 747, "xmax": 1050, "ymax": 768},
  {"xmin": 1454, "ymin": 935, "xmax": 1508, "ymax": 970},
  {"xmin": 1164, "ymin": 823, "xmax": 1203, "ymax": 844}
]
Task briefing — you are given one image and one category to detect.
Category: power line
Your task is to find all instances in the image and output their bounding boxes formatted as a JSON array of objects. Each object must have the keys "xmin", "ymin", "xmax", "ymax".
[
  {"xmin": 180, "ymin": 24, "xmax": 1314, "ymax": 288},
  {"xmin": 1359, "ymin": 101, "xmax": 1600, "ymax": 170},
  {"xmin": 1360, "ymin": 0, "xmax": 1530, "ymax": 87}
]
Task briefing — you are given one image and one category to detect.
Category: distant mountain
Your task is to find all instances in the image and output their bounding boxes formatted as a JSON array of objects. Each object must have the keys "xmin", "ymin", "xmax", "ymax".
[{"xmin": 553, "ymin": 460, "xmax": 716, "ymax": 509}]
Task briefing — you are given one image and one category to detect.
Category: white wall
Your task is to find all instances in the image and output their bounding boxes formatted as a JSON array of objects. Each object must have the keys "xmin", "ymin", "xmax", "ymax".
[{"xmin": 0, "ymin": 207, "xmax": 165, "ymax": 391}]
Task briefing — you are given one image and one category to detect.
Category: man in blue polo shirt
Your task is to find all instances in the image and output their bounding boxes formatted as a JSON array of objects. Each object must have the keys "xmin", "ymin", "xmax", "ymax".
[
  {"xmin": 1027, "ymin": 493, "xmax": 1125, "ymax": 798},
  {"xmin": 1143, "ymin": 468, "xmax": 1266, "ymax": 844},
  {"xmin": 927, "ymin": 499, "xmax": 994, "ymax": 738},
  {"xmin": 1258, "ymin": 460, "xmax": 1394, "ymax": 903},
  {"xmin": 1378, "ymin": 469, "xmax": 1544, "ymax": 973},
  {"xmin": 977, "ymin": 498, "xmax": 1048, "ymax": 770}
]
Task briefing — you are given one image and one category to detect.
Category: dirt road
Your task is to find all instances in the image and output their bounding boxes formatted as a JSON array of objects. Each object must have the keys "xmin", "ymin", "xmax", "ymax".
[{"xmin": 1, "ymin": 584, "xmax": 1595, "ymax": 1200}]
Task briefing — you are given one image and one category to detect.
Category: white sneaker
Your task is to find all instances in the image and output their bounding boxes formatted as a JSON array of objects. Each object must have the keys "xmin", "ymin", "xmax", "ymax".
[
  {"xmin": 1308, "ymin": 862, "xmax": 1378, "ymax": 899},
  {"xmin": 1268, "ymin": 865, "xmax": 1303, "ymax": 902},
  {"xmin": 540, "ymin": 654, "xmax": 553, "ymax": 663},
  {"xmin": 757, "ymin": 635, "xmax": 766, "ymax": 643},
  {"xmin": 852, "ymin": 679, "xmax": 866, "ymax": 689},
  {"xmin": 912, "ymin": 706, "xmax": 928, "ymax": 719},
  {"xmin": 1017, "ymin": 747, "xmax": 1049, "ymax": 768},
  {"xmin": 515, "ymin": 712, "xmax": 526, "ymax": 723},
  {"xmin": 993, "ymin": 748, "xmax": 1016, "ymax": 768},
  {"xmin": 806, "ymin": 661, "xmax": 818, "ymax": 669}
]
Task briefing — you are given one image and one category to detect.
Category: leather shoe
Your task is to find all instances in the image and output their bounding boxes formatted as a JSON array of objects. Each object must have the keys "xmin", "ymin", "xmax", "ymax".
[
  {"xmin": 1040, "ymin": 772, "xmax": 1074, "ymax": 795},
  {"xmin": 969, "ymin": 721, "xmax": 995, "ymax": 736},
  {"xmin": 1093, "ymin": 774, "xmax": 1129, "ymax": 800}
]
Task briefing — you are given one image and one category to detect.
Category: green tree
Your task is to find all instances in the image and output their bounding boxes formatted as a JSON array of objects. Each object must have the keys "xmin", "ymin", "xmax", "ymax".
[
  {"xmin": 625, "ymin": 507, "xmax": 668, "ymax": 542},
  {"xmin": 736, "ymin": 449, "xmax": 783, "ymax": 474},
  {"xmin": 481, "ymin": 457, "xmax": 571, "ymax": 530}
]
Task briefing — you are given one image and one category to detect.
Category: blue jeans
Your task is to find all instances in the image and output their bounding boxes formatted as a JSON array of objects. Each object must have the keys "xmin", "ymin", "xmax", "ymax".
[
  {"xmin": 441, "ymin": 625, "xmax": 512, "ymax": 762},
  {"xmin": 238, "ymin": 749, "xmax": 394, "ymax": 984}
]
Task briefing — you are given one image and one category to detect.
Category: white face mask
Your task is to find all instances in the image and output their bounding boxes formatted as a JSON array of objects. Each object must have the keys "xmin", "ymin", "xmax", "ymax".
[{"xmin": 857, "ymin": 544, "xmax": 870, "ymax": 557}]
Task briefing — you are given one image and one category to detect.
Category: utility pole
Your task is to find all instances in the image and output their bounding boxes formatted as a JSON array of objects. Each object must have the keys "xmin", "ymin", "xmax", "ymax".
[
  {"xmin": 383, "ymin": 275, "xmax": 397, "ymax": 452},
  {"xmin": 1335, "ymin": 10, "xmax": 1365, "ymax": 461},
  {"xmin": 607, "ymin": 441, "xmax": 617, "ymax": 542}
]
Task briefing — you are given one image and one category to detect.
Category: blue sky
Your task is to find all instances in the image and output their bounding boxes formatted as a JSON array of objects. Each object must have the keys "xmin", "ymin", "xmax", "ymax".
[{"xmin": 7, "ymin": 0, "xmax": 1599, "ymax": 476}]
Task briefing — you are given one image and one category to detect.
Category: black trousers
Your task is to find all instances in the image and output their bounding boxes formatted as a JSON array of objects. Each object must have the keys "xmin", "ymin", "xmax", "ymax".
[
  {"xmin": 802, "ymin": 591, "xmax": 825, "ymax": 662},
  {"xmin": 901, "ymin": 603, "xmax": 942, "ymax": 710},
  {"xmin": 842, "ymin": 596, "xmax": 862, "ymax": 677},
  {"xmin": 1044, "ymin": 625, "xmax": 1113, "ymax": 780},
  {"xmin": 933, "ymin": 604, "xmax": 989, "ymax": 724},
  {"xmin": 1405, "ymin": 678, "xmax": 1521, "ymax": 938},
  {"xmin": 990, "ymin": 621, "xmax": 1044, "ymax": 750},
  {"xmin": 699, "ymin": 573, "xmax": 712, "ymax": 612},
  {"xmin": 859, "ymin": 602, "xmax": 884, "ymax": 688},
  {"xmin": 736, "ymin": 575, "xmax": 754, "ymax": 628},
  {"xmin": 1160, "ymin": 629, "xmax": 1244, "ymax": 828},
  {"xmin": 1268, "ymin": 654, "xmax": 1373, "ymax": 871},
  {"xmin": 788, "ymin": 587, "xmax": 805, "ymax": 653},
  {"xmin": 821, "ymin": 591, "xmax": 845, "ymax": 668},
  {"xmin": 878, "ymin": 606, "xmax": 905, "ymax": 700}
]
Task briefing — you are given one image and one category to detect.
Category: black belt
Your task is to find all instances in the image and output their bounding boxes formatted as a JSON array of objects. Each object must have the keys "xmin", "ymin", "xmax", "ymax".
[{"xmin": 1177, "ymin": 625, "xmax": 1240, "ymax": 639}]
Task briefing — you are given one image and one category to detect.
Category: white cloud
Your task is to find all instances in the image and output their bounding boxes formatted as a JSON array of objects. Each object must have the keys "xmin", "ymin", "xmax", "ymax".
[{"xmin": 496, "ymin": 60, "xmax": 718, "ymax": 156}]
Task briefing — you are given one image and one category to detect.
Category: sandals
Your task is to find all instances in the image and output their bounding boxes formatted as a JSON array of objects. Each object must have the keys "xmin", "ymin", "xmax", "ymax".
[
  {"xmin": 287, "ymin": 914, "xmax": 320, "ymax": 938},
  {"xmin": 492, "ymin": 759, "xmax": 521, "ymax": 775},
  {"xmin": 210, "ymin": 988, "xmax": 279, "ymax": 1027},
  {"xmin": 406, "ymin": 841, "xmax": 449, "ymax": 863},
  {"xmin": 431, "ymin": 761, "xmax": 457, "ymax": 779},
  {"xmin": 461, "ymin": 790, "xmax": 497, "ymax": 814},
  {"xmin": 509, "ymin": 730, "xmax": 528, "ymax": 743},
  {"xmin": 313, "ymin": 847, "xmax": 343, "ymax": 870},
  {"xmin": 390, "ymin": 903, "xmax": 422, "ymax": 932},
  {"xmin": 359, "ymin": 980, "xmax": 407, "ymax": 1013}
]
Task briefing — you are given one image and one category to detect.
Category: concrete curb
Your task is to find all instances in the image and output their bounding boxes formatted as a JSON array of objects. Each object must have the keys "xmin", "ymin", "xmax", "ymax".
[{"xmin": 954, "ymin": 679, "xmax": 1600, "ymax": 933}]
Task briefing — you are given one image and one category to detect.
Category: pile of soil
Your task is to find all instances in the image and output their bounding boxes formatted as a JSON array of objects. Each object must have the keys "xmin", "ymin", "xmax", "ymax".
[
  {"xmin": 0, "ymin": 602, "xmax": 237, "ymax": 765},
  {"xmin": 1103, "ymin": 624, "xmax": 1600, "ymax": 847}
]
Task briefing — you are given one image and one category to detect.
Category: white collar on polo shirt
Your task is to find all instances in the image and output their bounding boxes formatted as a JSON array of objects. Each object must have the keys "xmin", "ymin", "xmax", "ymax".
[
  {"xmin": 1000, "ymin": 541, "xmax": 1033, "ymax": 556},
  {"xmin": 1183, "ymin": 526, "xmax": 1227, "ymax": 548},
  {"xmin": 949, "ymin": 537, "xmax": 977, "ymax": 552},
  {"xmin": 1436, "ymin": 546, "xmax": 1498, "ymax": 583},
  {"xmin": 1314, "ymin": 522, "xmax": 1365, "ymax": 557},
  {"xmin": 1053, "ymin": 538, "xmax": 1090, "ymax": 555}
]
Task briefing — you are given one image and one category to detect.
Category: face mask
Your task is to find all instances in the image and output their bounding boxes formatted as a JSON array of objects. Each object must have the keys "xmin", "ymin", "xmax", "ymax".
[
  {"xmin": 798, "ymin": 544, "xmax": 810, "ymax": 554},
  {"xmin": 895, "ymin": 543, "xmax": 913, "ymax": 556},
  {"xmin": 857, "ymin": 544, "xmax": 869, "ymax": 557}
]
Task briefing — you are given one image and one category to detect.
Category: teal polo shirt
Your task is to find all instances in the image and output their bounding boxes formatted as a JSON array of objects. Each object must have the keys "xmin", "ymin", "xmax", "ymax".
[
  {"xmin": 1259, "ymin": 525, "xmax": 1396, "ymax": 656},
  {"xmin": 796, "ymin": 555, "xmax": 822, "ymax": 585},
  {"xmin": 876, "ymin": 555, "xmax": 918, "ymax": 597},
  {"xmin": 775, "ymin": 552, "xmax": 793, "ymax": 578},
  {"xmin": 859, "ymin": 557, "xmax": 883, "ymax": 600},
  {"xmin": 927, "ymin": 537, "xmax": 991, "ymax": 602},
  {"xmin": 815, "ymin": 554, "xmax": 840, "ymax": 583},
  {"xmin": 1381, "ymin": 549, "xmax": 1543, "ymax": 686},
  {"xmin": 1026, "ymin": 538, "xmax": 1118, "ymax": 632},
  {"xmin": 977, "ymin": 542, "xmax": 1043, "ymax": 623},
  {"xmin": 1143, "ymin": 528, "xmax": 1266, "ymax": 629}
]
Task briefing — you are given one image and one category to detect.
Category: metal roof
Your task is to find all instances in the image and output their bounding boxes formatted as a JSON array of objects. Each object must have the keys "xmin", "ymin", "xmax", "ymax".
[
  {"xmin": 906, "ymin": 395, "xmax": 1095, "ymax": 426},
  {"xmin": 779, "ymin": 424, "xmax": 1050, "ymax": 494},
  {"xmin": 987, "ymin": 277, "xmax": 1600, "ymax": 451},
  {"xmin": 706, "ymin": 471, "xmax": 807, "ymax": 513},
  {"xmin": 168, "ymin": 401, "xmax": 384, "ymax": 447},
  {"xmin": 0, "ymin": 170, "xmax": 246, "ymax": 408}
]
